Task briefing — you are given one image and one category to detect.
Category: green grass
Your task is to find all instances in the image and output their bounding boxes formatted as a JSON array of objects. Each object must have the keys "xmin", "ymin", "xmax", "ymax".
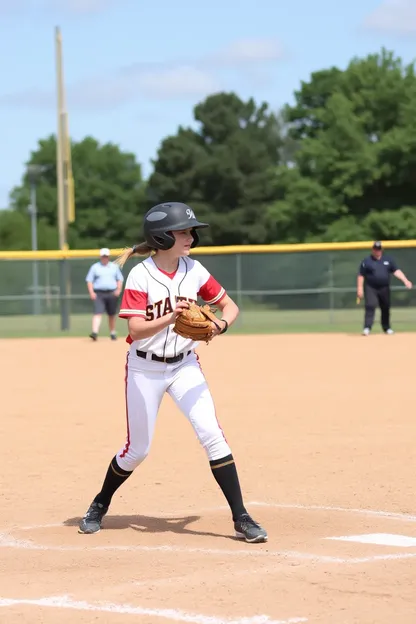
[
  {"xmin": 0, "ymin": 307, "xmax": 415, "ymax": 338},
  {"xmin": 235, "ymin": 307, "xmax": 416, "ymax": 334}
]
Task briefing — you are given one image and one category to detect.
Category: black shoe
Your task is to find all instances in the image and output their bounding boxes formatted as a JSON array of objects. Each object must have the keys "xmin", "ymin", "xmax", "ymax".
[
  {"xmin": 110, "ymin": 333, "xmax": 117, "ymax": 341},
  {"xmin": 234, "ymin": 513, "xmax": 268, "ymax": 543},
  {"xmin": 78, "ymin": 501, "xmax": 108, "ymax": 534},
  {"xmin": 89, "ymin": 332, "xmax": 98, "ymax": 341}
]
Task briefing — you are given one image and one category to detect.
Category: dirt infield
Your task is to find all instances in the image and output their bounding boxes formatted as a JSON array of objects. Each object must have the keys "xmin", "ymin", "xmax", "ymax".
[{"xmin": 1, "ymin": 332, "xmax": 416, "ymax": 623}]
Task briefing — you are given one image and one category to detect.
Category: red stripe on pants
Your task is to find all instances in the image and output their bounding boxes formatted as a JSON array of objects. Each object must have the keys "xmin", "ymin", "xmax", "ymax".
[{"xmin": 119, "ymin": 351, "xmax": 130, "ymax": 458}]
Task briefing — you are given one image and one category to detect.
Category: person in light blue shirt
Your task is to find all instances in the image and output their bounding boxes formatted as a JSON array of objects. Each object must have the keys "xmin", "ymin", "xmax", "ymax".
[{"xmin": 85, "ymin": 247, "xmax": 124, "ymax": 341}]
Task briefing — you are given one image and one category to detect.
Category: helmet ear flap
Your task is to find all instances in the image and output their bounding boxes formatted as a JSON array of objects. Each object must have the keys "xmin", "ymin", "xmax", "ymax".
[
  {"xmin": 150, "ymin": 232, "xmax": 176, "ymax": 250},
  {"xmin": 191, "ymin": 229, "xmax": 199, "ymax": 248},
  {"xmin": 146, "ymin": 228, "xmax": 201, "ymax": 250}
]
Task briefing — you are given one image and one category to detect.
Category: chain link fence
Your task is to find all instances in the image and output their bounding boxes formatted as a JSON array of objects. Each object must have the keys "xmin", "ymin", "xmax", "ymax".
[{"xmin": 0, "ymin": 247, "xmax": 415, "ymax": 334}]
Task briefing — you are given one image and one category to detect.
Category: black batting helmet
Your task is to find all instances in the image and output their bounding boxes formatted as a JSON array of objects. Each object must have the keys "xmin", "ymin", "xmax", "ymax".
[{"xmin": 143, "ymin": 202, "xmax": 209, "ymax": 250}]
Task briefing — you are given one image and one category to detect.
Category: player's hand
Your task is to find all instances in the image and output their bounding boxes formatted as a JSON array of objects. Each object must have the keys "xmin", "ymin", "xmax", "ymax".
[
  {"xmin": 90, "ymin": 292, "xmax": 97, "ymax": 301},
  {"xmin": 209, "ymin": 319, "xmax": 226, "ymax": 339},
  {"xmin": 170, "ymin": 300, "xmax": 190, "ymax": 323},
  {"xmin": 404, "ymin": 279, "xmax": 412, "ymax": 289},
  {"xmin": 357, "ymin": 288, "xmax": 363, "ymax": 300}
]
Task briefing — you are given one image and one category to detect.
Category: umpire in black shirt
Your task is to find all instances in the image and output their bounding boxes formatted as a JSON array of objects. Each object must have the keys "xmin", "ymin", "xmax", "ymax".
[{"xmin": 357, "ymin": 241, "xmax": 412, "ymax": 335}]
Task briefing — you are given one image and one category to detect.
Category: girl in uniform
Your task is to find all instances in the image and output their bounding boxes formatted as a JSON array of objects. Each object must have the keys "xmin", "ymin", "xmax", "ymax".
[{"xmin": 78, "ymin": 202, "xmax": 267, "ymax": 543}]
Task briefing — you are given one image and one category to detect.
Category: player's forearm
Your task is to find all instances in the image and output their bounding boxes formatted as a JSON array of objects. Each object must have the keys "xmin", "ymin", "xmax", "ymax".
[
  {"xmin": 219, "ymin": 299, "xmax": 239, "ymax": 328},
  {"xmin": 128, "ymin": 315, "xmax": 172, "ymax": 340},
  {"xmin": 87, "ymin": 282, "xmax": 95, "ymax": 296},
  {"xmin": 357, "ymin": 276, "xmax": 364, "ymax": 290}
]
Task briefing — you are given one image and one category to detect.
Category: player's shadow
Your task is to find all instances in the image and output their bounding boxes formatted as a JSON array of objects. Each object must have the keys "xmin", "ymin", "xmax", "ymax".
[{"xmin": 63, "ymin": 514, "xmax": 231, "ymax": 540}]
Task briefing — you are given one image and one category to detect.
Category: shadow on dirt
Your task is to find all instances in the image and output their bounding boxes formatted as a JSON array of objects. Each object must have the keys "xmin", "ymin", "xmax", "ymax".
[{"xmin": 63, "ymin": 513, "xmax": 232, "ymax": 540}]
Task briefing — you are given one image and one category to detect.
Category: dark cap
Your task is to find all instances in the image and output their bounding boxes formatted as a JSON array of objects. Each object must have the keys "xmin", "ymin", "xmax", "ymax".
[{"xmin": 372, "ymin": 241, "xmax": 382, "ymax": 250}]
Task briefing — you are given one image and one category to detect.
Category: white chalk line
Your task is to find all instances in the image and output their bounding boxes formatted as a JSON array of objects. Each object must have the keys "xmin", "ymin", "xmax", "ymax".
[
  {"xmin": 2, "ymin": 529, "xmax": 416, "ymax": 565},
  {"xmin": 132, "ymin": 500, "xmax": 416, "ymax": 524},
  {"xmin": 13, "ymin": 500, "xmax": 416, "ymax": 534},
  {"xmin": 248, "ymin": 502, "xmax": 416, "ymax": 523},
  {"xmin": 0, "ymin": 594, "xmax": 307, "ymax": 624},
  {"xmin": 3, "ymin": 501, "xmax": 416, "ymax": 566},
  {"xmin": 0, "ymin": 531, "xmax": 345, "ymax": 563},
  {"xmin": 4, "ymin": 502, "xmax": 416, "ymax": 621},
  {"xmin": 18, "ymin": 522, "xmax": 65, "ymax": 531}
]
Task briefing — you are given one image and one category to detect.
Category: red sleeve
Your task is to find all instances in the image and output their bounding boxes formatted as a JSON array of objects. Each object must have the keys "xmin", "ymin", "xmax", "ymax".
[
  {"xmin": 119, "ymin": 289, "xmax": 148, "ymax": 318},
  {"xmin": 198, "ymin": 275, "xmax": 226, "ymax": 305}
]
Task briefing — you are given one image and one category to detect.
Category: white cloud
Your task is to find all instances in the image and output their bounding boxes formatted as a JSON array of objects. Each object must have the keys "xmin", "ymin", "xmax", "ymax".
[
  {"xmin": 0, "ymin": 36, "xmax": 284, "ymax": 110},
  {"xmin": 137, "ymin": 66, "xmax": 220, "ymax": 99},
  {"xmin": 67, "ymin": 66, "xmax": 220, "ymax": 107},
  {"xmin": 0, "ymin": 67, "xmax": 220, "ymax": 111},
  {"xmin": 0, "ymin": 89, "xmax": 54, "ymax": 109},
  {"xmin": 363, "ymin": 0, "xmax": 416, "ymax": 34},
  {"xmin": 211, "ymin": 38, "xmax": 284, "ymax": 66}
]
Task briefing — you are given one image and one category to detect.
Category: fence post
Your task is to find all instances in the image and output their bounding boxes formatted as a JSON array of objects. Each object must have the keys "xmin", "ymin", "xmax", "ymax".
[
  {"xmin": 59, "ymin": 259, "xmax": 70, "ymax": 330},
  {"xmin": 328, "ymin": 253, "xmax": 335, "ymax": 324},
  {"xmin": 236, "ymin": 253, "xmax": 243, "ymax": 325},
  {"xmin": 28, "ymin": 174, "xmax": 41, "ymax": 315}
]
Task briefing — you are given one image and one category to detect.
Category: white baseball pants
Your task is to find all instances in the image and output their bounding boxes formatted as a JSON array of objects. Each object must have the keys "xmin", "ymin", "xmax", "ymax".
[{"xmin": 116, "ymin": 351, "xmax": 231, "ymax": 472}]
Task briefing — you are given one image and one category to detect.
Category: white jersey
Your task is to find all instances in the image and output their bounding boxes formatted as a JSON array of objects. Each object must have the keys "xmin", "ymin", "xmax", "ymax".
[{"xmin": 119, "ymin": 256, "xmax": 226, "ymax": 358}]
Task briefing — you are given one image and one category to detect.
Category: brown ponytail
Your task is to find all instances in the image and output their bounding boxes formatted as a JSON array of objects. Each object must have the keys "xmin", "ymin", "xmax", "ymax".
[{"xmin": 115, "ymin": 242, "xmax": 154, "ymax": 268}]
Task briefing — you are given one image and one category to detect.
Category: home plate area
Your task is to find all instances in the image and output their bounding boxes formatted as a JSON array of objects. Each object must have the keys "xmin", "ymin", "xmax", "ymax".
[
  {"xmin": 2, "ymin": 502, "xmax": 416, "ymax": 623},
  {"xmin": 4, "ymin": 502, "xmax": 416, "ymax": 563},
  {"xmin": 328, "ymin": 533, "xmax": 416, "ymax": 548}
]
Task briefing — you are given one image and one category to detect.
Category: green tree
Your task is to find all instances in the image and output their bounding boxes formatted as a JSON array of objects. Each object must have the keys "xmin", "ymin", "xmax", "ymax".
[
  {"xmin": 0, "ymin": 209, "xmax": 57, "ymax": 250},
  {"xmin": 283, "ymin": 48, "xmax": 416, "ymax": 241},
  {"xmin": 147, "ymin": 92, "xmax": 283, "ymax": 245},
  {"xmin": 285, "ymin": 48, "xmax": 415, "ymax": 143},
  {"xmin": 364, "ymin": 206, "xmax": 416, "ymax": 239},
  {"xmin": 266, "ymin": 167, "xmax": 347, "ymax": 243},
  {"xmin": 296, "ymin": 92, "xmax": 377, "ymax": 204},
  {"xmin": 285, "ymin": 66, "xmax": 343, "ymax": 141},
  {"xmin": 310, "ymin": 216, "xmax": 370, "ymax": 243},
  {"xmin": 9, "ymin": 136, "xmax": 147, "ymax": 249},
  {"xmin": 5, "ymin": 49, "xmax": 416, "ymax": 252}
]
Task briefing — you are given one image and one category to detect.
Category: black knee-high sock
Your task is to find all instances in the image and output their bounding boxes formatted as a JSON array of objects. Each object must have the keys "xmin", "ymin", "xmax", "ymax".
[
  {"xmin": 210, "ymin": 454, "xmax": 247, "ymax": 521},
  {"xmin": 94, "ymin": 456, "xmax": 132, "ymax": 508}
]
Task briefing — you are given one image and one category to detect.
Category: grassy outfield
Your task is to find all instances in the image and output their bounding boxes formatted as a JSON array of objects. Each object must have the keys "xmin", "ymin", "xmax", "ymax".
[{"xmin": 0, "ymin": 307, "xmax": 415, "ymax": 338}]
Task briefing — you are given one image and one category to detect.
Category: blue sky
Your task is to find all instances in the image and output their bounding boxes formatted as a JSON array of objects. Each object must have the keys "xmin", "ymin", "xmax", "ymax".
[{"xmin": 0, "ymin": 0, "xmax": 415, "ymax": 209}]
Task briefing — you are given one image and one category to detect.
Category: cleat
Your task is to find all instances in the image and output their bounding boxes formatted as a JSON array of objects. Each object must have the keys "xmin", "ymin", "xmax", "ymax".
[
  {"xmin": 78, "ymin": 501, "xmax": 108, "ymax": 534},
  {"xmin": 385, "ymin": 328, "xmax": 394, "ymax": 335},
  {"xmin": 362, "ymin": 328, "xmax": 370, "ymax": 336},
  {"xmin": 89, "ymin": 332, "xmax": 98, "ymax": 341},
  {"xmin": 234, "ymin": 513, "xmax": 268, "ymax": 543}
]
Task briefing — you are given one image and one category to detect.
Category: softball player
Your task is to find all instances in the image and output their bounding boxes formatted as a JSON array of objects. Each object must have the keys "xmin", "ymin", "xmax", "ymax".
[{"xmin": 79, "ymin": 202, "xmax": 267, "ymax": 543}]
